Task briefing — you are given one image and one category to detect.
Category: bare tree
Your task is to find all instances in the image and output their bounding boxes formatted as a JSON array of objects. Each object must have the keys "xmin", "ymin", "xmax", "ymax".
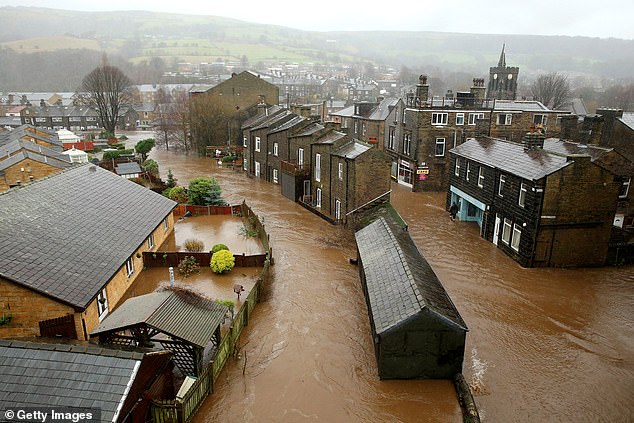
[
  {"xmin": 80, "ymin": 65, "xmax": 134, "ymax": 135},
  {"xmin": 188, "ymin": 94, "xmax": 229, "ymax": 155},
  {"xmin": 530, "ymin": 72, "xmax": 571, "ymax": 110}
]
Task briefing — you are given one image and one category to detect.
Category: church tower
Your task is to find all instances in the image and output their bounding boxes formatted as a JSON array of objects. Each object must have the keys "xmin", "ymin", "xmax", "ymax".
[{"xmin": 487, "ymin": 44, "xmax": 519, "ymax": 100}]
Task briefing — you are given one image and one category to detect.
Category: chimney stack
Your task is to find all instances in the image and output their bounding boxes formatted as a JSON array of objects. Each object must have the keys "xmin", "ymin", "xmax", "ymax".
[
  {"xmin": 559, "ymin": 114, "xmax": 579, "ymax": 141},
  {"xmin": 581, "ymin": 114, "xmax": 604, "ymax": 145},
  {"xmin": 415, "ymin": 75, "xmax": 429, "ymax": 106},
  {"xmin": 470, "ymin": 78, "xmax": 486, "ymax": 100},
  {"xmin": 523, "ymin": 131, "xmax": 546, "ymax": 150}
]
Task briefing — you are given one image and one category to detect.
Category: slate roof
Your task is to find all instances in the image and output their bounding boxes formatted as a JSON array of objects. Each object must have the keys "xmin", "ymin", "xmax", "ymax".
[
  {"xmin": 251, "ymin": 110, "xmax": 292, "ymax": 131},
  {"xmin": 0, "ymin": 139, "xmax": 69, "ymax": 163},
  {"xmin": 91, "ymin": 290, "xmax": 228, "ymax": 347},
  {"xmin": 315, "ymin": 130, "xmax": 347, "ymax": 145},
  {"xmin": 0, "ymin": 125, "xmax": 62, "ymax": 149},
  {"xmin": 543, "ymin": 138, "xmax": 611, "ymax": 161},
  {"xmin": 451, "ymin": 137, "xmax": 571, "ymax": 181},
  {"xmin": 0, "ymin": 339, "xmax": 144, "ymax": 422},
  {"xmin": 290, "ymin": 122, "xmax": 325, "ymax": 137},
  {"xmin": 332, "ymin": 140, "xmax": 372, "ymax": 159},
  {"xmin": 619, "ymin": 112, "xmax": 634, "ymax": 131},
  {"xmin": 355, "ymin": 217, "xmax": 467, "ymax": 334},
  {"xmin": 0, "ymin": 150, "xmax": 73, "ymax": 173},
  {"xmin": 269, "ymin": 115, "xmax": 306, "ymax": 134},
  {"xmin": 240, "ymin": 105, "xmax": 284, "ymax": 130},
  {"xmin": 366, "ymin": 98, "xmax": 399, "ymax": 121},
  {"xmin": 492, "ymin": 100, "xmax": 550, "ymax": 112},
  {"xmin": 115, "ymin": 162, "xmax": 143, "ymax": 175},
  {"xmin": 0, "ymin": 164, "xmax": 177, "ymax": 309}
]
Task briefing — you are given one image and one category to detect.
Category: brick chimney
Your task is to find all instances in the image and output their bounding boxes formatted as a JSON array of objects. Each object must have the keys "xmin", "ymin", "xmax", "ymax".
[
  {"xmin": 470, "ymin": 78, "xmax": 486, "ymax": 100},
  {"xmin": 581, "ymin": 114, "xmax": 604, "ymax": 145},
  {"xmin": 596, "ymin": 107, "xmax": 623, "ymax": 145},
  {"xmin": 523, "ymin": 130, "xmax": 545, "ymax": 150},
  {"xmin": 415, "ymin": 75, "xmax": 429, "ymax": 105},
  {"xmin": 559, "ymin": 114, "xmax": 579, "ymax": 141}
]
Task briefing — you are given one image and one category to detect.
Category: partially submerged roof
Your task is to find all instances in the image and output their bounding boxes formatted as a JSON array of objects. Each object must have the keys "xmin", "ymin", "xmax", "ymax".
[
  {"xmin": 0, "ymin": 165, "xmax": 177, "ymax": 309},
  {"xmin": 0, "ymin": 339, "xmax": 145, "ymax": 421},
  {"xmin": 355, "ymin": 217, "xmax": 467, "ymax": 334},
  {"xmin": 451, "ymin": 137, "xmax": 571, "ymax": 181},
  {"xmin": 91, "ymin": 290, "xmax": 228, "ymax": 347}
]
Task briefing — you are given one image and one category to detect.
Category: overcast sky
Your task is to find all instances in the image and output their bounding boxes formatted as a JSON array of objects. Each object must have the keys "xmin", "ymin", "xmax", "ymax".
[{"xmin": 1, "ymin": 0, "xmax": 632, "ymax": 40}]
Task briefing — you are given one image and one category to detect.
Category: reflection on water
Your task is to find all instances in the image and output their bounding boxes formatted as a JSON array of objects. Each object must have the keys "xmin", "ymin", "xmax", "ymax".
[{"xmin": 145, "ymin": 144, "xmax": 634, "ymax": 423}]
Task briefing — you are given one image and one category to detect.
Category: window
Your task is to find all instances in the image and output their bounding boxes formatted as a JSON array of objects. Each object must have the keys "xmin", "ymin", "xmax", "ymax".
[
  {"xmin": 533, "ymin": 114, "xmax": 548, "ymax": 126},
  {"xmin": 273, "ymin": 142, "xmax": 278, "ymax": 156},
  {"xmin": 456, "ymin": 113, "xmax": 464, "ymax": 125},
  {"xmin": 243, "ymin": 136, "xmax": 247, "ymax": 148},
  {"xmin": 243, "ymin": 158, "xmax": 247, "ymax": 171},
  {"xmin": 619, "ymin": 177, "xmax": 631, "ymax": 199},
  {"xmin": 255, "ymin": 161, "xmax": 261, "ymax": 177},
  {"xmin": 298, "ymin": 148, "xmax": 304, "ymax": 166},
  {"xmin": 478, "ymin": 167, "xmax": 485, "ymax": 188},
  {"xmin": 97, "ymin": 288, "xmax": 108, "ymax": 320},
  {"xmin": 519, "ymin": 182, "xmax": 527, "ymax": 207},
  {"xmin": 316, "ymin": 188, "xmax": 322, "ymax": 208},
  {"xmin": 315, "ymin": 153, "xmax": 321, "ymax": 182},
  {"xmin": 498, "ymin": 175, "xmax": 506, "ymax": 196},
  {"xmin": 497, "ymin": 113, "xmax": 512, "ymax": 125},
  {"xmin": 454, "ymin": 158, "xmax": 461, "ymax": 176},
  {"xmin": 125, "ymin": 257, "xmax": 134, "ymax": 277},
  {"xmin": 35, "ymin": 117, "xmax": 47, "ymax": 123},
  {"xmin": 69, "ymin": 117, "xmax": 81, "ymax": 122},
  {"xmin": 335, "ymin": 199, "xmax": 342, "ymax": 220},
  {"xmin": 435, "ymin": 138, "xmax": 446, "ymax": 156},
  {"xmin": 147, "ymin": 234, "xmax": 155, "ymax": 249},
  {"xmin": 52, "ymin": 117, "xmax": 63, "ymax": 123},
  {"xmin": 86, "ymin": 116, "xmax": 96, "ymax": 121},
  {"xmin": 502, "ymin": 218, "xmax": 512, "ymax": 244},
  {"xmin": 163, "ymin": 218, "xmax": 169, "ymax": 233},
  {"xmin": 511, "ymin": 224, "xmax": 522, "ymax": 251},
  {"xmin": 388, "ymin": 127, "xmax": 395, "ymax": 150},
  {"xmin": 403, "ymin": 133, "xmax": 411, "ymax": 155},
  {"xmin": 431, "ymin": 112, "xmax": 448, "ymax": 125},
  {"xmin": 468, "ymin": 112, "xmax": 485, "ymax": 125},
  {"xmin": 466, "ymin": 162, "xmax": 471, "ymax": 181},
  {"xmin": 338, "ymin": 162, "xmax": 343, "ymax": 180},
  {"xmin": 273, "ymin": 169, "xmax": 279, "ymax": 183},
  {"xmin": 255, "ymin": 136, "xmax": 261, "ymax": 152}
]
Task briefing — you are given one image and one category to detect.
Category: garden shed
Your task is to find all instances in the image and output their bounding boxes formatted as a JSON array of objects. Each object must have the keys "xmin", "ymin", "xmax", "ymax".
[{"xmin": 355, "ymin": 217, "xmax": 468, "ymax": 379}]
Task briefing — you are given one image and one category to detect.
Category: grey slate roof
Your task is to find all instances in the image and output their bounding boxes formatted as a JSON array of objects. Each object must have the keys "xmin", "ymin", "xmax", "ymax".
[
  {"xmin": 0, "ymin": 164, "xmax": 177, "ymax": 309},
  {"xmin": 115, "ymin": 162, "xmax": 143, "ymax": 175},
  {"xmin": 543, "ymin": 138, "xmax": 611, "ymax": 161},
  {"xmin": 269, "ymin": 115, "xmax": 306, "ymax": 134},
  {"xmin": 0, "ymin": 339, "xmax": 144, "ymax": 422},
  {"xmin": 355, "ymin": 218, "xmax": 467, "ymax": 335},
  {"xmin": 333, "ymin": 140, "xmax": 372, "ymax": 159},
  {"xmin": 619, "ymin": 112, "xmax": 634, "ymax": 131},
  {"xmin": 0, "ymin": 139, "xmax": 68, "ymax": 161},
  {"xmin": 240, "ymin": 105, "xmax": 284, "ymax": 130},
  {"xmin": 91, "ymin": 290, "xmax": 228, "ymax": 347},
  {"xmin": 290, "ymin": 122, "xmax": 325, "ymax": 137},
  {"xmin": 314, "ymin": 130, "xmax": 347, "ymax": 145},
  {"xmin": 0, "ymin": 150, "xmax": 73, "ymax": 173},
  {"xmin": 366, "ymin": 98, "xmax": 399, "ymax": 121},
  {"xmin": 251, "ymin": 110, "xmax": 292, "ymax": 131},
  {"xmin": 451, "ymin": 137, "xmax": 571, "ymax": 181}
]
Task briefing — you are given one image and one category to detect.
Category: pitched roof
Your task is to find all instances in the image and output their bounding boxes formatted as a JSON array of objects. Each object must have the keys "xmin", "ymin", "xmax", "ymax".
[
  {"xmin": 355, "ymin": 218, "xmax": 467, "ymax": 334},
  {"xmin": 0, "ymin": 139, "xmax": 70, "ymax": 163},
  {"xmin": 314, "ymin": 130, "xmax": 347, "ymax": 145},
  {"xmin": 269, "ymin": 115, "xmax": 306, "ymax": 134},
  {"xmin": 290, "ymin": 122, "xmax": 325, "ymax": 137},
  {"xmin": 332, "ymin": 140, "xmax": 373, "ymax": 159},
  {"xmin": 0, "ymin": 150, "xmax": 73, "ymax": 173},
  {"xmin": 0, "ymin": 165, "xmax": 177, "ymax": 309},
  {"xmin": 618, "ymin": 112, "xmax": 634, "ymax": 131},
  {"xmin": 115, "ymin": 162, "xmax": 143, "ymax": 175},
  {"xmin": 0, "ymin": 125, "xmax": 62, "ymax": 149},
  {"xmin": 0, "ymin": 339, "xmax": 144, "ymax": 421},
  {"xmin": 91, "ymin": 290, "xmax": 228, "ymax": 347},
  {"xmin": 240, "ymin": 105, "xmax": 284, "ymax": 130},
  {"xmin": 451, "ymin": 137, "xmax": 571, "ymax": 181}
]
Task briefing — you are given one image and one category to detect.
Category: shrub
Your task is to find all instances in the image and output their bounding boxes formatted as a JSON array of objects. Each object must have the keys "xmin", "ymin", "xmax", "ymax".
[
  {"xmin": 211, "ymin": 243, "xmax": 229, "ymax": 254},
  {"xmin": 177, "ymin": 256, "xmax": 199, "ymax": 278},
  {"xmin": 216, "ymin": 299, "xmax": 235, "ymax": 318},
  {"xmin": 188, "ymin": 177, "xmax": 224, "ymax": 206},
  {"xmin": 184, "ymin": 239, "xmax": 204, "ymax": 252},
  {"xmin": 168, "ymin": 186, "xmax": 188, "ymax": 203},
  {"xmin": 210, "ymin": 249, "xmax": 235, "ymax": 274}
]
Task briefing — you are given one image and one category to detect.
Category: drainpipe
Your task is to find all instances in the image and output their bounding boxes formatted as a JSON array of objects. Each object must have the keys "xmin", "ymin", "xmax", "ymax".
[
  {"xmin": 529, "ymin": 181, "xmax": 545, "ymax": 267},
  {"xmin": 345, "ymin": 156, "xmax": 349, "ymax": 224}
]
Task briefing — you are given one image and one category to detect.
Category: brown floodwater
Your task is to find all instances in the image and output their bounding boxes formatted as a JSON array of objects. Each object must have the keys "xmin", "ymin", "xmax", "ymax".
[{"xmin": 145, "ymin": 139, "xmax": 634, "ymax": 423}]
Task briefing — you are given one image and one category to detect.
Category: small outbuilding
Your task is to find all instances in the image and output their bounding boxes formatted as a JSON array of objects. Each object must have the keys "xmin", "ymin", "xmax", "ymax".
[
  {"xmin": 114, "ymin": 161, "xmax": 142, "ymax": 179},
  {"xmin": 355, "ymin": 217, "xmax": 468, "ymax": 379}
]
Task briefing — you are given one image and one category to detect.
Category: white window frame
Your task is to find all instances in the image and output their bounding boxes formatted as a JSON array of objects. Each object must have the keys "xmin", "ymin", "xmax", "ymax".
[
  {"xmin": 619, "ymin": 177, "xmax": 631, "ymax": 199},
  {"xmin": 466, "ymin": 162, "xmax": 471, "ymax": 181},
  {"xmin": 478, "ymin": 167, "xmax": 485, "ymax": 188},
  {"xmin": 273, "ymin": 168, "xmax": 279, "ymax": 183},
  {"xmin": 315, "ymin": 153, "xmax": 321, "ymax": 182},
  {"xmin": 125, "ymin": 257, "xmax": 134, "ymax": 277},
  {"xmin": 502, "ymin": 218, "xmax": 512, "ymax": 244},
  {"xmin": 431, "ymin": 112, "xmax": 448, "ymax": 126},
  {"xmin": 435, "ymin": 138, "xmax": 446, "ymax": 157},
  {"xmin": 255, "ymin": 161, "xmax": 261, "ymax": 177},
  {"xmin": 498, "ymin": 174, "xmax": 506, "ymax": 197},
  {"xmin": 403, "ymin": 133, "xmax": 411, "ymax": 155},
  {"xmin": 533, "ymin": 114, "xmax": 548, "ymax": 126},
  {"xmin": 255, "ymin": 136, "xmax": 261, "ymax": 152},
  {"xmin": 316, "ymin": 188, "xmax": 322, "ymax": 208},
  {"xmin": 468, "ymin": 112, "xmax": 485, "ymax": 125},
  {"xmin": 519, "ymin": 182, "xmax": 527, "ymax": 207},
  {"xmin": 454, "ymin": 158, "xmax": 461, "ymax": 176},
  {"xmin": 147, "ymin": 234, "xmax": 155, "ymax": 249},
  {"xmin": 273, "ymin": 142, "xmax": 278, "ymax": 156},
  {"xmin": 163, "ymin": 218, "xmax": 169, "ymax": 233},
  {"xmin": 243, "ymin": 158, "xmax": 247, "ymax": 171},
  {"xmin": 388, "ymin": 127, "xmax": 395, "ymax": 150},
  {"xmin": 511, "ymin": 224, "xmax": 521, "ymax": 251},
  {"xmin": 456, "ymin": 113, "xmax": 464, "ymax": 125},
  {"xmin": 97, "ymin": 288, "xmax": 109, "ymax": 321},
  {"xmin": 243, "ymin": 136, "xmax": 247, "ymax": 148},
  {"xmin": 338, "ymin": 162, "xmax": 343, "ymax": 180},
  {"xmin": 335, "ymin": 199, "xmax": 341, "ymax": 220},
  {"xmin": 298, "ymin": 148, "xmax": 304, "ymax": 166},
  {"xmin": 497, "ymin": 113, "xmax": 512, "ymax": 125}
]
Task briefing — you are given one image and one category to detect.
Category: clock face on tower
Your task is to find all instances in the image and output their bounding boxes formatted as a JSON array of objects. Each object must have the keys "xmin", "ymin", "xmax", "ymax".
[
  {"xmin": 508, "ymin": 74, "xmax": 513, "ymax": 79},
  {"xmin": 493, "ymin": 73, "xmax": 498, "ymax": 79}
]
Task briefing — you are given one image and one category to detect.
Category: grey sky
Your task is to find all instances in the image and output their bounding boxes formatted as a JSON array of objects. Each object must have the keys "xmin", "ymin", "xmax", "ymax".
[{"xmin": 0, "ymin": 0, "xmax": 632, "ymax": 39}]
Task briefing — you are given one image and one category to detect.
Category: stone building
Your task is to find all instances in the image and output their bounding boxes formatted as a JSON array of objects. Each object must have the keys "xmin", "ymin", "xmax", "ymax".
[
  {"xmin": 487, "ymin": 44, "xmax": 519, "ymax": 100},
  {"xmin": 447, "ymin": 132, "xmax": 622, "ymax": 267}
]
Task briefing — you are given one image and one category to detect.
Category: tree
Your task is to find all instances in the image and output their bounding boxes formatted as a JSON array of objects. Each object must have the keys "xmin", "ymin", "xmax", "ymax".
[
  {"xmin": 166, "ymin": 169, "xmax": 177, "ymax": 188},
  {"xmin": 188, "ymin": 94, "xmax": 229, "ymax": 154},
  {"xmin": 80, "ymin": 64, "xmax": 135, "ymax": 135},
  {"xmin": 188, "ymin": 177, "xmax": 224, "ymax": 206},
  {"xmin": 135, "ymin": 138, "xmax": 155, "ymax": 161},
  {"xmin": 142, "ymin": 159, "xmax": 159, "ymax": 177},
  {"xmin": 530, "ymin": 72, "xmax": 571, "ymax": 110}
]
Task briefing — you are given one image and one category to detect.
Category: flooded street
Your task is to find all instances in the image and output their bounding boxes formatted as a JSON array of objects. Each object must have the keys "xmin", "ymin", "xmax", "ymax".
[{"xmin": 145, "ymin": 139, "xmax": 634, "ymax": 423}]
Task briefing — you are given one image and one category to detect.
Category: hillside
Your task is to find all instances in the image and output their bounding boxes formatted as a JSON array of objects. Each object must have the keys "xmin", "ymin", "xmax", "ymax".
[{"xmin": 1, "ymin": 6, "xmax": 633, "ymax": 91}]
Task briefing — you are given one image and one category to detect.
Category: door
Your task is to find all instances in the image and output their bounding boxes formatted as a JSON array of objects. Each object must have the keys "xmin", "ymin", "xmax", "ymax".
[
  {"xmin": 316, "ymin": 188, "xmax": 322, "ymax": 208},
  {"xmin": 335, "ymin": 199, "xmax": 341, "ymax": 221},
  {"xmin": 493, "ymin": 214, "xmax": 501, "ymax": 245},
  {"xmin": 303, "ymin": 180, "xmax": 310, "ymax": 200}
]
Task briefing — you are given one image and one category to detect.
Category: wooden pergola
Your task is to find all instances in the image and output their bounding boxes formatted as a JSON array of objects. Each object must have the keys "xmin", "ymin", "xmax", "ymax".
[{"xmin": 90, "ymin": 290, "xmax": 228, "ymax": 376}]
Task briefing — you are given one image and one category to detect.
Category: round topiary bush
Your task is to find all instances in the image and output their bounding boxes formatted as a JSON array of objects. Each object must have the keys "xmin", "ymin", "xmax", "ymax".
[
  {"xmin": 211, "ymin": 243, "xmax": 229, "ymax": 254},
  {"xmin": 210, "ymin": 249, "xmax": 235, "ymax": 274}
]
